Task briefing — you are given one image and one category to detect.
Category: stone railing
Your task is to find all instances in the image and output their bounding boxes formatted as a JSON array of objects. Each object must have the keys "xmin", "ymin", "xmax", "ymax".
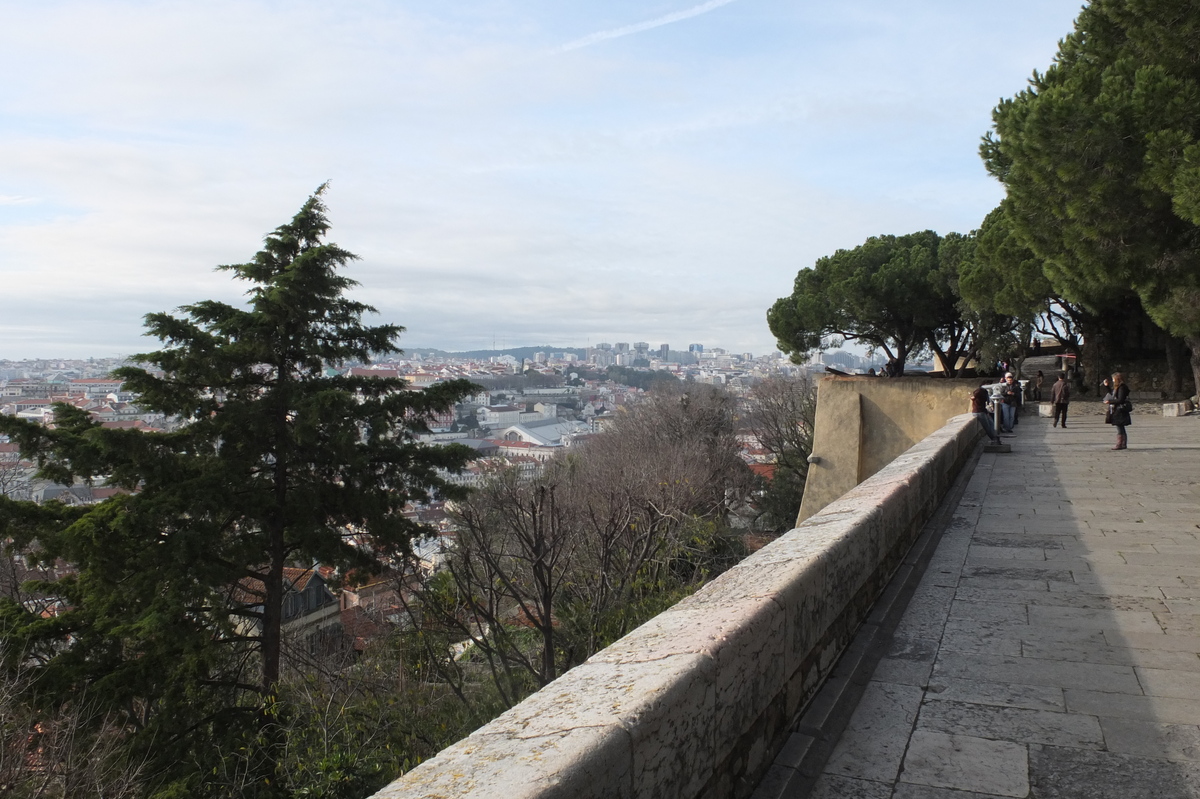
[{"xmin": 372, "ymin": 413, "xmax": 983, "ymax": 799}]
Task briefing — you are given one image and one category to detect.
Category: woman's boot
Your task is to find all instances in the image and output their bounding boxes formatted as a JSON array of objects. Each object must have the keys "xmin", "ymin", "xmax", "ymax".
[{"xmin": 1111, "ymin": 435, "xmax": 1127, "ymax": 450}]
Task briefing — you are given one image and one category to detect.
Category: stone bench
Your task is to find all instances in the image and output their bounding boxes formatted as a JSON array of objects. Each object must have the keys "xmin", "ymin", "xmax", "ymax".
[
  {"xmin": 370, "ymin": 415, "xmax": 983, "ymax": 799},
  {"xmin": 1164, "ymin": 400, "xmax": 1195, "ymax": 417}
]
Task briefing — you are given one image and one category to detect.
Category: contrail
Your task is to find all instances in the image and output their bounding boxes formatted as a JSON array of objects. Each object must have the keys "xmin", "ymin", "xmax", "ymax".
[{"xmin": 553, "ymin": 0, "xmax": 740, "ymax": 53}]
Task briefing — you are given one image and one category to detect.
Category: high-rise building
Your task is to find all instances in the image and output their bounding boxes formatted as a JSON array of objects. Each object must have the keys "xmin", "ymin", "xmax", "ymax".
[
  {"xmin": 633, "ymin": 342, "xmax": 649, "ymax": 360},
  {"xmin": 688, "ymin": 343, "xmax": 704, "ymax": 354},
  {"xmin": 659, "ymin": 343, "xmax": 670, "ymax": 360},
  {"xmin": 614, "ymin": 342, "xmax": 630, "ymax": 354}
]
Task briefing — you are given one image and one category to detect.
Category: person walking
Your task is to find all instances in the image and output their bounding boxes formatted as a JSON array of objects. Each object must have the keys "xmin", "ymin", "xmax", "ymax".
[
  {"xmin": 1104, "ymin": 372, "xmax": 1132, "ymax": 450},
  {"xmin": 1034, "ymin": 370, "xmax": 1045, "ymax": 401},
  {"xmin": 1050, "ymin": 372, "xmax": 1071, "ymax": 428},
  {"xmin": 971, "ymin": 382, "xmax": 1002, "ymax": 445},
  {"xmin": 1000, "ymin": 372, "xmax": 1020, "ymax": 433}
]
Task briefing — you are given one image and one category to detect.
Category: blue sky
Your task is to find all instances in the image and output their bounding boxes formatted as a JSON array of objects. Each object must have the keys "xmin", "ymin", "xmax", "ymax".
[{"xmin": 0, "ymin": 0, "xmax": 1086, "ymax": 359}]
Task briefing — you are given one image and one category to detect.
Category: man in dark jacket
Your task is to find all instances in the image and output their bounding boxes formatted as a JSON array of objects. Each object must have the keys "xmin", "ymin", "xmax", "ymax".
[{"xmin": 1051, "ymin": 372, "xmax": 1070, "ymax": 428}]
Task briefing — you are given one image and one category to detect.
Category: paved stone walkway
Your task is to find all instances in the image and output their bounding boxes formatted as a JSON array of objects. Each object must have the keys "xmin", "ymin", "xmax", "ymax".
[{"xmin": 797, "ymin": 412, "xmax": 1200, "ymax": 798}]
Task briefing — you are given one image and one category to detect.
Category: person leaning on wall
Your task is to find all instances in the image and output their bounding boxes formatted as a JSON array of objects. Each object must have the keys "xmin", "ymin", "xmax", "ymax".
[{"xmin": 970, "ymin": 381, "xmax": 1002, "ymax": 445}]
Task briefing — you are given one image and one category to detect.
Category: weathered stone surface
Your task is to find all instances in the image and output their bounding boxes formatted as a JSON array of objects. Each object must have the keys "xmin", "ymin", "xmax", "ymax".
[
  {"xmin": 593, "ymin": 591, "xmax": 788, "ymax": 760},
  {"xmin": 966, "ymin": 544, "xmax": 1048, "ymax": 561},
  {"xmin": 1133, "ymin": 666, "xmax": 1200, "ymax": 699},
  {"xmin": 927, "ymin": 678, "xmax": 1064, "ymax": 712},
  {"xmin": 917, "ymin": 699, "xmax": 1104, "ymax": 748},
  {"xmin": 899, "ymin": 730, "xmax": 1029, "ymax": 797},
  {"xmin": 482, "ymin": 655, "xmax": 716, "ymax": 799},
  {"xmin": 872, "ymin": 656, "xmax": 935, "ymax": 686},
  {"xmin": 892, "ymin": 784, "xmax": 1017, "ymax": 799},
  {"xmin": 1064, "ymin": 688, "xmax": 1200, "ymax": 724},
  {"xmin": 807, "ymin": 774, "xmax": 892, "ymax": 799},
  {"xmin": 372, "ymin": 723, "xmax": 634, "ymax": 799},
  {"xmin": 1029, "ymin": 744, "xmax": 1200, "ymax": 799},
  {"xmin": 824, "ymin": 681, "xmax": 924, "ymax": 783},
  {"xmin": 947, "ymin": 599, "xmax": 1028, "ymax": 624},
  {"xmin": 745, "ymin": 763, "xmax": 793, "ymax": 799},
  {"xmin": 1021, "ymin": 638, "xmax": 1200, "ymax": 671},
  {"xmin": 1103, "ymin": 630, "xmax": 1200, "ymax": 652},
  {"xmin": 892, "ymin": 584, "xmax": 956, "ymax": 639},
  {"xmin": 1100, "ymin": 717, "xmax": 1200, "ymax": 762},
  {"xmin": 1163, "ymin": 400, "xmax": 1194, "ymax": 417},
  {"xmin": 874, "ymin": 636, "xmax": 939, "ymax": 685},
  {"xmin": 963, "ymin": 563, "xmax": 1073, "ymax": 582},
  {"xmin": 933, "ymin": 652, "xmax": 1143, "ymax": 694}
]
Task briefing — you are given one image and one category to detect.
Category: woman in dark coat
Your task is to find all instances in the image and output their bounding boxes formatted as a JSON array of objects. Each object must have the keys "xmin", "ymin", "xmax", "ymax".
[{"xmin": 1104, "ymin": 372, "xmax": 1131, "ymax": 450}]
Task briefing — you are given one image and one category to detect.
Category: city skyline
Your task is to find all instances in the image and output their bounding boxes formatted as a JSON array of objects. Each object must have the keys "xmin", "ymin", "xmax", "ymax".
[{"xmin": 2, "ymin": 1, "xmax": 1085, "ymax": 359}]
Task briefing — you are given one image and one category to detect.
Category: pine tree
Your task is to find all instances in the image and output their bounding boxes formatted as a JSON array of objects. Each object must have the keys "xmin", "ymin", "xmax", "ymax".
[
  {"xmin": 0, "ymin": 186, "xmax": 476, "ymax": 795},
  {"xmin": 982, "ymin": 0, "xmax": 1200, "ymax": 391},
  {"xmin": 767, "ymin": 230, "xmax": 978, "ymax": 375},
  {"xmin": 113, "ymin": 184, "xmax": 475, "ymax": 696}
]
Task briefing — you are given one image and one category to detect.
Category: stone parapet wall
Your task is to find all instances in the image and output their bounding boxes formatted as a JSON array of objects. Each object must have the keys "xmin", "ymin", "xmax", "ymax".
[{"xmin": 372, "ymin": 414, "xmax": 983, "ymax": 799}]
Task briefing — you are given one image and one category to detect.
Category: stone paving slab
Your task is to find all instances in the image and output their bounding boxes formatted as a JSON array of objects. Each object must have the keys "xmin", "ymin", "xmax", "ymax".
[
  {"xmin": 823, "ymin": 682, "xmax": 923, "ymax": 783},
  {"xmin": 1029, "ymin": 745, "xmax": 1200, "ymax": 799},
  {"xmin": 899, "ymin": 730, "xmax": 1029, "ymax": 797},
  {"xmin": 761, "ymin": 413, "xmax": 1200, "ymax": 798}
]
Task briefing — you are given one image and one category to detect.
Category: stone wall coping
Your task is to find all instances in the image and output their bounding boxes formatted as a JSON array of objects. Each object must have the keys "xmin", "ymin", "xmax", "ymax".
[{"xmin": 371, "ymin": 413, "xmax": 982, "ymax": 799}]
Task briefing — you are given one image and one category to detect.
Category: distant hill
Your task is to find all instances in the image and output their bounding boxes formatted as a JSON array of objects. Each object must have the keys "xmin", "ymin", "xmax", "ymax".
[{"xmin": 406, "ymin": 346, "xmax": 587, "ymax": 361}]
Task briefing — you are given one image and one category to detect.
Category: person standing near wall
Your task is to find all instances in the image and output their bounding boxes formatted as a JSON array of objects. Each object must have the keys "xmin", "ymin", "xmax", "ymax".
[
  {"xmin": 971, "ymin": 382, "xmax": 1002, "ymax": 445},
  {"xmin": 1104, "ymin": 372, "xmax": 1132, "ymax": 450},
  {"xmin": 1000, "ymin": 373, "xmax": 1020, "ymax": 433},
  {"xmin": 1034, "ymin": 370, "xmax": 1045, "ymax": 401},
  {"xmin": 1051, "ymin": 372, "xmax": 1071, "ymax": 428}
]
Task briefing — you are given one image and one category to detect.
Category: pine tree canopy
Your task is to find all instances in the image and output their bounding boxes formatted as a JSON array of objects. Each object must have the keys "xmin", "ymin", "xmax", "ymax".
[
  {"xmin": 981, "ymin": 0, "xmax": 1200, "ymax": 366},
  {"xmin": 767, "ymin": 230, "xmax": 992, "ymax": 375}
]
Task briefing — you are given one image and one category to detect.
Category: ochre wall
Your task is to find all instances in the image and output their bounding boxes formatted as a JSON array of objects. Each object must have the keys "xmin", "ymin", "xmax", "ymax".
[{"xmin": 797, "ymin": 376, "xmax": 980, "ymax": 523}]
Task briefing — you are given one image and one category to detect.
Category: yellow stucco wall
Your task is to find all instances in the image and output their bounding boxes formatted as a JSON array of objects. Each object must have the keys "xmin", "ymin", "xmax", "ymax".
[{"xmin": 796, "ymin": 376, "xmax": 981, "ymax": 523}]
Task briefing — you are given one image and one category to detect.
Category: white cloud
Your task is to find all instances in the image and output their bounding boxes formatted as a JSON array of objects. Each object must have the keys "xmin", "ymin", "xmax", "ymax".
[{"xmin": 552, "ymin": 0, "xmax": 740, "ymax": 53}]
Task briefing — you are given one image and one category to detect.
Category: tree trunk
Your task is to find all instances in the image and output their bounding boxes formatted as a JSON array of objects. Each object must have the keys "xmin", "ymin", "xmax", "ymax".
[
  {"xmin": 262, "ymin": 528, "xmax": 284, "ymax": 695},
  {"xmin": 1081, "ymin": 329, "xmax": 1105, "ymax": 396},
  {"xmin": 1165, "ymin": 336, "xmax": 1186, "ymax": 397},
  {"xmin": 1186, "ymin": 335, "xmax": 1200, "ymax": 403},
  {"xmin": 532, "ymin": 488, "xmax": 556, "ymax": 685}
]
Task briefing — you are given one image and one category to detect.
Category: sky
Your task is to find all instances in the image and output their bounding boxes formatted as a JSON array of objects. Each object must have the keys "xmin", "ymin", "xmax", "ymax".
[{"xmin": 0, "ymin": 0, "xmax": 1087, "ymax": 360}]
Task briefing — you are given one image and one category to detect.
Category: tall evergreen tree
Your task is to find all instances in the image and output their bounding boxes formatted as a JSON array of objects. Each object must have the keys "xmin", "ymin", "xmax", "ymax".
[
  {"xmin": 0, "ymin": 186, "xmax": 476, "ymax": 795},
  {"xmin": 112, "ymin": 184, "xmax": 476, "ymax": 696}
]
